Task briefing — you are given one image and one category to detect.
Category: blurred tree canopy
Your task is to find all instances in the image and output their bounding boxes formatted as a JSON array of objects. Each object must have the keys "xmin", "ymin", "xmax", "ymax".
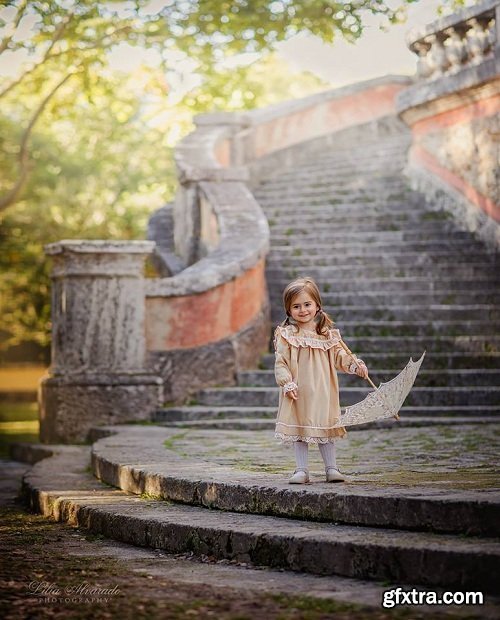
[{"xmin": 0, "ymin": 0, "xmax": 445, "ymax": 359}]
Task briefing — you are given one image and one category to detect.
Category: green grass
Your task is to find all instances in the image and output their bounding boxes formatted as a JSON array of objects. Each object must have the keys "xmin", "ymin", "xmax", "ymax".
[
  {"xmin": 0, "ymin": 401, "xmax": 39, "ymax": 458},
  {"xmin": 163, "ymin": 431, "xmax": 189, "ymax": 450}
]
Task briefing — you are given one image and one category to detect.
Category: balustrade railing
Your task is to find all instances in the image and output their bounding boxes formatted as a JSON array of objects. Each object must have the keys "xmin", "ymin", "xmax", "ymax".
[{"xmin": 407, "ymin": 0, "xmax": 498, "ymax": 80}]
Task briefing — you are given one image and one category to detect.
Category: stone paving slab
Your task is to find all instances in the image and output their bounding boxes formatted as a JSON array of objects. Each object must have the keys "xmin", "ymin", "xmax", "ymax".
[
  {"xmin": 153, "ymin": 423, "xmax": 499, "ymax": 491},
  {"xmin": 87, "ymin": 423, "xmax": 500, "ymax": 537},
  {"xmin": 19, "ymin": 446, "xmax": 500, "ymax": 593}
]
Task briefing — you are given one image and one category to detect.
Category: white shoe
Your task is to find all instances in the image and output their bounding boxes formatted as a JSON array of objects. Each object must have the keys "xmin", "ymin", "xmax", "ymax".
[
  {"xmin": 325, "ymin": 467, "xmax": 346, "ymax": 482},
  {"xmin": 289, "ymin": 469, "xmax": 310, "ymax": 484}
]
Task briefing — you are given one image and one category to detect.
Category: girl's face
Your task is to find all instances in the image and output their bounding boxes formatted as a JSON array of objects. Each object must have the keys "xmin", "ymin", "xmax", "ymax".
[{"xmin": 289, "ymin": 290, "xmax": 319, "ymax": 329}]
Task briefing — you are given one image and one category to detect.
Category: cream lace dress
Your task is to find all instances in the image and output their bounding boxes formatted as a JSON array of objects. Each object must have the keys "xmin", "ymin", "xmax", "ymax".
[{"xmin": 274, "ymin": 324, "xmax": 364, "ymax": 444}]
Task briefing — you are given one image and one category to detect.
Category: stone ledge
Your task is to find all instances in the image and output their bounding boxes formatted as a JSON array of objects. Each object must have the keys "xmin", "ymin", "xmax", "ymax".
[
  {"xmin": 19, "ymin": 445, "xmax": 500, "ymax": 592},
  {"xmin": 44, "ymin": 239, "xmax": 155, "ymax": 255},
  {"xmin": 146, "ymin": 182, "xmax": 269, "ymax": 298},
  {"xmin": 397, "ymin": 58, "xmax": 500, "ymax": 118},
  {"xmin": 243, "ymin": 75, "xmax": 413, "ymax": 125},
  {"xmin": 88, "ymin": 425, "xmax": 500, "ymax": 537}
]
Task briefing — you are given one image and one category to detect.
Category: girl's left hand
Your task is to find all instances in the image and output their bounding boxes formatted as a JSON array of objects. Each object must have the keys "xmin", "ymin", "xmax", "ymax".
[{"xmin": 356, "ymin": 362, "xmax": 369, "ymax": 380}]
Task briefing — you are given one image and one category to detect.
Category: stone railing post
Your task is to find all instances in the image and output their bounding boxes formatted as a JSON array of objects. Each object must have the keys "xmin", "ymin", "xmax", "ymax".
[{"xmin": 40, "ymin": 240, "xmax": 163, "ymax": 443}]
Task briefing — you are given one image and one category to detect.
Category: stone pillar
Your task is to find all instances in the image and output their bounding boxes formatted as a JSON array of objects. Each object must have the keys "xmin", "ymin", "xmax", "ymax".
[{"xmin": 39, "ymin": 240, "xmax": 163, "ymax": 443}]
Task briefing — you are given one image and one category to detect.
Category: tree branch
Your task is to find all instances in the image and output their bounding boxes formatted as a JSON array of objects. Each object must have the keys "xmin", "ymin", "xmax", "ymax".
[
  {"xmin": 0, "ymin": 21, "xmax": 131, "ymax": 99},
  {"xmin": 0, "ymin": 10, "xmax": 75, "ymax": 99},
  {"xmin": 0, "ymin": 70, "xmax": 78, "ymax": 213}
]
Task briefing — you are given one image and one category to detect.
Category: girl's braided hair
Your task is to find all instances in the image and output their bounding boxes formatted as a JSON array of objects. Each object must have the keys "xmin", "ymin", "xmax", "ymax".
[{"xmin": 280, "ymin": 276, "xmax": 335, "ymax": 336}]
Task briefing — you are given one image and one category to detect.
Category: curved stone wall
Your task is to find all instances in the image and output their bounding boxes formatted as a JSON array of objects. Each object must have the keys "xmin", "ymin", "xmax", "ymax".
[{"xmin": 148, "ymin": 75, "xmax": 412, "ymax": 404}]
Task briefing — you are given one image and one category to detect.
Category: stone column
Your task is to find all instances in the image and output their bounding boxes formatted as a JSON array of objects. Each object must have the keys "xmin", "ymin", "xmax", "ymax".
[{"xmin": 39, "ymin": 240, "xmax": 163, "ymax": 443}]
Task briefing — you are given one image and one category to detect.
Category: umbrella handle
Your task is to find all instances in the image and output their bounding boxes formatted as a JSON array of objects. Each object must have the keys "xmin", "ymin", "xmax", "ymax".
[{"xmin": 339, "ymin": 338, "xmax": 400, "ymax": 421}]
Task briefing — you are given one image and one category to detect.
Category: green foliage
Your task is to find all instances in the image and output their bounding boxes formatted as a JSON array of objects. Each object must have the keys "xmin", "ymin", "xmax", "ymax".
[
  {"xmin": 0, "ymin": 0, "xmax": 418, "ymax": 355},
  {"xmin": 0, "ymin": 69, "xmax": 177, "ymax": 349}
]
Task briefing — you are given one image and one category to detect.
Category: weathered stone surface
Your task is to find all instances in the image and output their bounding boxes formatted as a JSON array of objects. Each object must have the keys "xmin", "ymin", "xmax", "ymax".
[
  {"xmin": 39, "ymin": 375, "xmax": 163, "ymax": 443},
  {"xmin": 41, "ymin": 241, "xmax": 163, "ymax": 443},
  {"xmin": 147, "ymin": 203, "xmax": 185, "ymax": 276},
  {"xmin": 87, "ymin": 425, "xmax": 500, "ymax": 537},
  {"xmin": 18, "ymin": 444, "xmax": 500, "ymax": 592},
  {"xmin": 420, "ymin": 114, "xmax": 499, "ymax": 205},
  {"xmin": 148, "ymin": 303, "xmax": 270, "ymax": 405},
  {"xmin": 406, "ymin": 166, "xmax": 500, "ymax": 251},
  {"xmin": 45, "ymin": 240, "xmax": 154, "ymax": 374}
]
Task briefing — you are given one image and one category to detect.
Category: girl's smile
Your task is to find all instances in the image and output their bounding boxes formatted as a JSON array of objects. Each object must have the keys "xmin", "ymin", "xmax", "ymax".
[{"xmin": 289, "ymin": 291, "xmax": 319, "ymax": 331}]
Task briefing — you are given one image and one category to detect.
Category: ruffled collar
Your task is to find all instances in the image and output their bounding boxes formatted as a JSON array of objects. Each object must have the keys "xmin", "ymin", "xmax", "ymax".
[{"xmin": 274, "ymin": 324, "xmax": 342, "ymax": 350}]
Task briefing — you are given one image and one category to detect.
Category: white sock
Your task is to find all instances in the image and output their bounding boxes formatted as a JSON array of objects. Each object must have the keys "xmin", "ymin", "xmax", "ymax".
[
  {"xmin": 294, "ymin": 441, "xmax": 309, "ymax": 471},
  {"xmin": 318, "ymin": 442, "xmax": 337, "ymax": 470}
]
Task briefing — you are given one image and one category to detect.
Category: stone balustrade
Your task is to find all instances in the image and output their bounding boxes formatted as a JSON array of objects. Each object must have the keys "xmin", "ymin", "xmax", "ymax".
[
  {"xmin": 397, "ymin": 0, "xmax": 500, "ymax": 251},
  {"xmin": 407, "ymin": 0, "xmax": 498, "ymax": 81}
]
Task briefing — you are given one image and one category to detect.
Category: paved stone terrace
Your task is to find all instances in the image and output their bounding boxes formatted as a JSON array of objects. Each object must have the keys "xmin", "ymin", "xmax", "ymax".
[{"xmin": 156, "ymin": 422, "xmax": 500, "ymax": 492}]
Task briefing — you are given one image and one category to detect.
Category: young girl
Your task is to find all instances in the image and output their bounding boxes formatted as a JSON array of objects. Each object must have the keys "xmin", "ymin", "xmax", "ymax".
[{"xmin": 274, "ymin": 277, "xmax": 369, "ymax": 484}]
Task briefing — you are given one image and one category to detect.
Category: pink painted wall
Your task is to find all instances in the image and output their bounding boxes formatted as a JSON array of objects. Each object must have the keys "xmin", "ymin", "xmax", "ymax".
[
  {"xmin": 252, "ymin": 83, "xmax": 405, "ymax": 159},
  {"xmin": 407, "ymin": 94, "xmax": 500, "ymax": 222},
  {"xmin": 214, "ymin": 139, "xmax": 231, "ymax": 167},
  {"xmin": 146, "ymin": 259, "xmax": 267, "ymax": 350}
]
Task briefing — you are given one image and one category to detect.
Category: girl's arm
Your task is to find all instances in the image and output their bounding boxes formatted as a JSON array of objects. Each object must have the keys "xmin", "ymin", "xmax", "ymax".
[
  {"xmin": 274, "ymin": 328, "xmax": 298, "ymax": 395},
  {"xmin": 332, "ymin": 339, "xmax": 367, "ymax": 376}
]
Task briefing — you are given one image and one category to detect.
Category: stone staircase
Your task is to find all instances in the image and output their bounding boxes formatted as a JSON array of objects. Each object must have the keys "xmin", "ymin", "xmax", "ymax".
[
  {"xmin": 155, "ymin": 118, "xmax": 500, "ymax": 430},
  {"xmin": 15, "ymin": 117, "xmax": 500, "ymax": 599}
]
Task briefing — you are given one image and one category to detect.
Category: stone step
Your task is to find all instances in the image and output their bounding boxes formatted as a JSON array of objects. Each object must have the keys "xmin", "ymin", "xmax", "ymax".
[
  {"xmin": 270, "ymin": 305, "xmax": 500, "ymax": 322},
  {"xmin": 259, "ymin": 200, "xmax": 425, "ymax": 212},
  {"xmin": 258, "ymin": 169, "xmax": 409, "ymax": 182},
  {"xmin": 259, "ymin": 351, "xmax": 500, "ymax": 370},
  {"xmin": 259, "ymin": 198, "xmax": 420, "ymax": 210},
  {"xmin": 154, "ymin": 405, "xmax": 500, "ymax": 423},
  {"xmin": 24, "ymin": 444, "xmax": 500, "ymax": 593},
  {"xmin": 90, "ymin": 425, "xmax": 500, "ymax": 540},
  {"xmin": 262, "ymin": 199, "xmax": 416, "ymax": 212},
  {"xmin": 266, "ymin": 164, "xmax": 409, "ymax": 182},
  {"xmin": 270, "ymin": 230, "xmax": 474, "ymax": 244},
  {"xmin": 267, "ymin": 251, "xmax": 500, "ymax": 268},
  {"xmin": 162, "ymin": 416, "xmax": 500, "ymax": 432},
  {"xmin": 267, "ymin": 277, "xmax": 499, "ymax": 293},
  {"xmin": 302, "ymin": 320, "xmax": 499, "ymax": 338},
  {"xmin": 314, "ymin": 335, "xmax": 499, "ymax": 353},
  {"xmin": 266, "ymin": 164, "xmax": 409, "ymax": 180},
  {"xmin": 270, "ymin": 290, "xmax": 500, "ymax": 307},
  {"xmin": 238, "ymin": 369, "xmax": 500, "ymax": 388},
  {"xmin": 260, "ymin": 187, "xmax": 413, "ymax": 199},
  {"xmin": 261, "ymin": 203, "xmax": 429, "ymax": 218},
  {"xmin": 258, "ymin": 187, "xmax": 414, "ymax": 202},
  {"xmin": 257, "ymin": 170, "xmax": 409, "ymax": 186},
  {"xmin": 268, "ymin": 217, "xmax": 456, "ymax": 231},
  {"xmin": 269, "ymin": 218, "xmax": 456, "ymax": 233},
  {"xmin": 269, "ymin": 239, "xmax": 486, "ymax": 255},
  {"xmin": 267, "ymin": 264, "xmax": 500, "ymax": 281},
  {"xmin": 347, "ymin": 320, "xmax": 499, "ymax": 337},
  {"xmin": 196, "ymin": 386, "xmax": 500, "ymax": 408},
  {"xmin": 153, "ymin": 406, "xmax": 279, "ymax": 422}
]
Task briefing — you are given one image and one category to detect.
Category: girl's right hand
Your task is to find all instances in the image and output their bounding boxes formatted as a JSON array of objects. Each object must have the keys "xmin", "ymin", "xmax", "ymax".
[{"xmin": 286, "ymin": 388, "xmax": 298, "ymax": 400}]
